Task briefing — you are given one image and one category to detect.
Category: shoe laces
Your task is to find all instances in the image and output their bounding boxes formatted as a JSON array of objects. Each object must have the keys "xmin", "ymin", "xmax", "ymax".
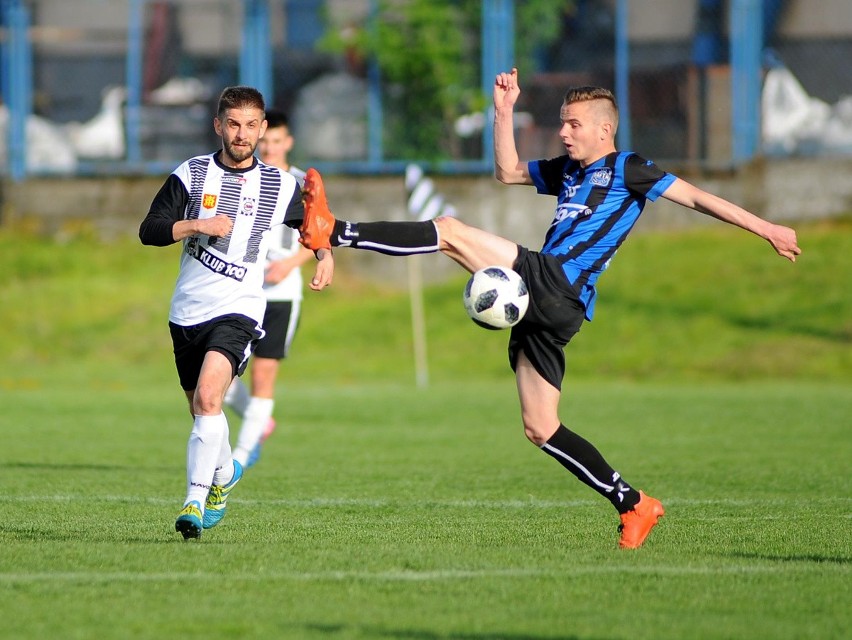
[{"xmin": 208, "ymin": 485, "xmax": 224, "ymax": 503}]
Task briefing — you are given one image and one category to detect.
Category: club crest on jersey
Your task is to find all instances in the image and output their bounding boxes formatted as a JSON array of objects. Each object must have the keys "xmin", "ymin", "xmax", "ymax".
[
  {"xmin": 590, "ymin": 167, "xmax": 612, "ymax": 187},
  {"xmin": 240, "ymin": 197, "xmax": 256, "ymax": 216},
  {"xmin": 202, "ymin": 194, "xmax": 217, "ymax": 209}
]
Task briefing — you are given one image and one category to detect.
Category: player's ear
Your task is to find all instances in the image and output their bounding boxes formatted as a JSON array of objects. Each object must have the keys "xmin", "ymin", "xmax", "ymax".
[
  {"xmin": 213, "ymin": 117, "xmax": 223, "ymax": 136},
  {"xmin": 259, "ymin": 119, "xmax": 268, "ymax": 138}
]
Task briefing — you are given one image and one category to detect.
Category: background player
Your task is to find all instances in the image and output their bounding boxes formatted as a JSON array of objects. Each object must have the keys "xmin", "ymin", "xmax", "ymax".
[
  {"xmin": 297, "ymin": 68, "xmax": 800, "ymax": 549},
  {"xmin": 224, "ymin": 110, "xmax": 314, "ymax": 469},
  {"xmin": 139, "ymin": 87, "xmax": 333, "ymax": 539}
]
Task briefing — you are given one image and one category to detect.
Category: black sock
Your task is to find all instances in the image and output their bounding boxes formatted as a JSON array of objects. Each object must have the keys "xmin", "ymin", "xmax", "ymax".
[
  {"xmin": 331, "ymin": 220, "xmax": 439, "ymax": 256},
  {"xmin": 541, "ymin": 424, "xmax": 640, "ymax": 514}
]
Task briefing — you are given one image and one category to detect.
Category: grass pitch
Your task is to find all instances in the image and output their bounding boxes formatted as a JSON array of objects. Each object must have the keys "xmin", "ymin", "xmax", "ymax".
[
  {"xmin": 1, "ymin": 379, "xmax": 849, "ymax": 639},
  {"xmin": 1, "ymin": 220, "xmax": 850, "ymax": 638}
]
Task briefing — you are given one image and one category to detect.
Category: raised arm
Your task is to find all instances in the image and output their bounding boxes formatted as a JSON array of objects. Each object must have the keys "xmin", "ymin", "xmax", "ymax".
[
  {"xmin": 493, "ymin": 68, "xmax": 532, "ymax": 185},
  {"xmin": 661, "ymin": 177, "xmax": 801, "ymax": 262}
]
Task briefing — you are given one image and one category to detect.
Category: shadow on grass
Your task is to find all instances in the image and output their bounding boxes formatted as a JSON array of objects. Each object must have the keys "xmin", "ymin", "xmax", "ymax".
[
  {"xmin": 728, "ymin": 551, "xmax": 851, "ymax": 565},
  {"xmin": 302, "ymin": 624, "xmax": 612, "ymax": 640},
  {"xmin": 6, "ymin": 462, "xmax": 131, "ymax": 472},
  {"xmin": 0, "ymin": 524, "xmax": 87, "ymax": 542}
]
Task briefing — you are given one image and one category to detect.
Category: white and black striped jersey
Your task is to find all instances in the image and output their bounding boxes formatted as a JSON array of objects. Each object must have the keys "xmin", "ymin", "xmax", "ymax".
[
  {"xmin": 259, "ymin": 164, "xmax": 307, "ymax": 302},
  {"xmin": 140, "ymin": 152, "xmax": 304, "ymax": 326}
]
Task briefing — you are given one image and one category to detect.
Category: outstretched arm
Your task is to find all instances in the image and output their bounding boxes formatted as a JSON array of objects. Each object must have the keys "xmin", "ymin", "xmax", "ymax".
[
  {"xmin": 265, "ymin": 246, "xmax": 315, "ymax": 285},
  {"xmin": 662, "ymin": 178, "xmax": 801, "ymax": 262},
  {"xmin": 493, "ymin": 68, "xmax": 532, "ymax": 185}
]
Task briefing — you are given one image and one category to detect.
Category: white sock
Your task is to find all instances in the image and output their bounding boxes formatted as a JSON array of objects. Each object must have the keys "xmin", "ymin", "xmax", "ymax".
[
  {"xmin": 224, "ymin": 377, "xmax": 250, "ymax": 417},
  {"xmin": 233, "ymin": 397, "xmax": 274, "ymax": 467},
  {"xmin": 211, "ymin": 416, "xmax": 235, "ymax": 485},
  {"xmin": 185, "ymin": 413, "xmax": 227, "ymax": 507}
]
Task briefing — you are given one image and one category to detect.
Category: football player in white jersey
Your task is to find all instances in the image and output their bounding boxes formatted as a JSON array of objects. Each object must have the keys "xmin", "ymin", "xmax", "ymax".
[
  {"xmin": 139, "ymin": 87, "xmax": 333, "ymax": 539},
  {"xmin": 224, "ymin": 110, "xmax": 314, "ymax": 469}
]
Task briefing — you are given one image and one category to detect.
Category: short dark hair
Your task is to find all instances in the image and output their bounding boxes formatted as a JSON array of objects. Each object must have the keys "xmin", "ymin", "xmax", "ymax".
[
  {"xmin": 264, "ymin": 109, "xmax": 290, "ymax": 130},
  {"xmin": 216, "ymin": 86, "xmax": 265, "ymax": 118}
]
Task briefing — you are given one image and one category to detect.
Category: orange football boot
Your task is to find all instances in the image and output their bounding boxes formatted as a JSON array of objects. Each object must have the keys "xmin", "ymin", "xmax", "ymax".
[
  {"xmin": 300, "ymin": 167, "xmax": 335, "ymax": 251},
  {"xmin": 618, "ymin": 490, "xmax": 665, "ymax": 549}
]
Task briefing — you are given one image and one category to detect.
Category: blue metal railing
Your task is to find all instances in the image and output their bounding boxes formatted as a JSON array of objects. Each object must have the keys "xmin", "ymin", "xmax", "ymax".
[
  {"xmin": 730, "ymin": 0, "xmax": 763, "ymax": 166},
  {"xmin": 1, "ymin": 0, "xmax": 767, "ymax": 180},
  {"xmin": 1, "ymin": 0, "xmax": 32, "ymax": 181}
]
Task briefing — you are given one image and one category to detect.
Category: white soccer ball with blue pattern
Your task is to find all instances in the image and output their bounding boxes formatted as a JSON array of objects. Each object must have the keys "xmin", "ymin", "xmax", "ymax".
[{"xmin": 463, "ymin": 266, "xmax": 529, "ymax": 330}]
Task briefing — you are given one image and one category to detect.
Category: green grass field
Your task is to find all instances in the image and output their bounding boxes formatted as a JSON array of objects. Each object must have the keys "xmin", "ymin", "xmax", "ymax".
[{"xmin": 1, "ymin": 220, "xmax": 850, "ymax": 639}]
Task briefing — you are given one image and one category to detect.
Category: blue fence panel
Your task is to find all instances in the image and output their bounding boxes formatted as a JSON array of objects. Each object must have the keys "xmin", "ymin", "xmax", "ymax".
[{"xmin": 5, "ymin": 0, "xmax": 851, "ymax": 180}]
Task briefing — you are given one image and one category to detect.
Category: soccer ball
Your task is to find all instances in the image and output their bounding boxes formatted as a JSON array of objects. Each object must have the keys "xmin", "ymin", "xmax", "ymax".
[{"xmin": 463, "ymin": 266, "xmax": 529, "ymax": 330}]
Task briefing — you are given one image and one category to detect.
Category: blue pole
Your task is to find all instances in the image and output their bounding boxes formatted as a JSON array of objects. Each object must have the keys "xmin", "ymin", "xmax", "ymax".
[
  {"xmin": 125, "ymin": 0, "xmax": 145, "ymax": 164},
  {"xmin": 366, "ymin": 0, "xmax": 382, "ymax": 163},
  {"xmin": 482, "ymin": 0, "xmax": 514, "ymax": 168},
  {"xmin": 240, "ymin": 0, "xmax": 272, "ymax": 101},
  {"xmin": 614, "ymin": 0, "xmax": 631, "ymax": 150},
  {"xmin": 730, "ymin": 0, "xmax": 762, "ymax": 165},
  {"xmin": 3, "ymin": 0, "xmax": 31, "ymax": 181}
]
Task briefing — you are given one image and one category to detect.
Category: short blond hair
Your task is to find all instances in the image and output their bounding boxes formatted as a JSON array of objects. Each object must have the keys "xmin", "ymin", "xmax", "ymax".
[{"xmin": 563, "ymin": 86, "xmax": 619, "ymax": 130}]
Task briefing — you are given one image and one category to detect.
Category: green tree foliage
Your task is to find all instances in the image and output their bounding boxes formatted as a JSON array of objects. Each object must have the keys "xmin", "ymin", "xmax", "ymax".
[{"xmin": 321, "ymin": 0, "xmax": 571, "ymax": 161}]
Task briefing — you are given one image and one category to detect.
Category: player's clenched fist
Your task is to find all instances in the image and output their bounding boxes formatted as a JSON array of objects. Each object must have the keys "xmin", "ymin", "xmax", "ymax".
[{"xmin": 203, "ymin": 214, "xmax": 234, "ymax": 237}]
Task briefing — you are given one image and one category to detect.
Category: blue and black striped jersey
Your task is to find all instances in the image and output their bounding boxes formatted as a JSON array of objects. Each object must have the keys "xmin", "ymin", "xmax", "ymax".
[{"xmin": 529, "ymin": 151, "xmax": 676, "ymax": 319}]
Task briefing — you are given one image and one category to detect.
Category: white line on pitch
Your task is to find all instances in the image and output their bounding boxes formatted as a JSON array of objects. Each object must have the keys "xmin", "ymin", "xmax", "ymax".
[
  {"xmin": 0, "ymin": 495, "xmax": 849, "ymax": 510},
  {"xmin": 0, "ymin": 563, "xmax": 845, "ymax": 585}
]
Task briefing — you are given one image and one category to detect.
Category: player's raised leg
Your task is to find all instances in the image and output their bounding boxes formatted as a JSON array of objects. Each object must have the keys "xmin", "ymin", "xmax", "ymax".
[
  {"xmin": 301, "ymin": 169, "xmax": 518, "ymax": 272},
  {"xmin": 433, "ymin": 216, "xmax": 519, "ymax": 274}
]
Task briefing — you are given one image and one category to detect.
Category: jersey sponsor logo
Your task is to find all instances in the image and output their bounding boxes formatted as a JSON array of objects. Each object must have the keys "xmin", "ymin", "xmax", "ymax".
[
  {"xmin": 240, "ymin": 197, "xmax": 256, "ymax": 216},
  {"xmin": 186, "ymin": 239, "xmax": 247, "ymax": 281},
  {"xmin": 590, "ymin": 167, "xmax": 612, "ymax": 187},
  {"xmin": 561, "ymin": 173, "xmax": 578, "ymax": 197},
  {"xmin": 202, "ymin": 193, "xmax": 218, "ymax": 209},
  {"xmin": 551, "ymin": 202, "xmax": 592, "ymax": 226},
  {"xmin": 222, "ymin": 174, "xmax": 247, "ymax": 184}
]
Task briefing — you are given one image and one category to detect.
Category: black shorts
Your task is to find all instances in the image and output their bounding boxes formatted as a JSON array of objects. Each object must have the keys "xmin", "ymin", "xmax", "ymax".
[
  {"xmin": 254, "ymin": 300, "xmax": 301, "ymax": 360},
  {"xmin": 169, "ymin": 314, "xmax": 264, "ymax": 391},
  {"xmin": 508, "ymin": 246, "xmax": 585, "ymax": 391}
]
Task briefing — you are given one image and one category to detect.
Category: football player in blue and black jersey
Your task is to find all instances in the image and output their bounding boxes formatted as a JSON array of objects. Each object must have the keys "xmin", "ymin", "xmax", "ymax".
[{"xmin": 298, "ymin": 68, "xmax": 800, "ymax": 549}]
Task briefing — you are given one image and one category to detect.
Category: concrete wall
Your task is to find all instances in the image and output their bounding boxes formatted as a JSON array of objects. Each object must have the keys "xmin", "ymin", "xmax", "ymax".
[{"xmin": 3, "ymin": 157, "xmax": 850, "ymax": 285}]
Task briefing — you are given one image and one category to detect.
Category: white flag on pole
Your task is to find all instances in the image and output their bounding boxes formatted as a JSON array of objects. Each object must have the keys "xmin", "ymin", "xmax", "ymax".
[{"xmin": 405, "ymin": 164, "xmax": 456, "ymax": 221}]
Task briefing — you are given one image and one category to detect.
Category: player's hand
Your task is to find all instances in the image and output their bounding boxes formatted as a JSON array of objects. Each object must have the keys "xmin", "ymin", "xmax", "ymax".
[
  {"xmin": 309, "ymin": 248, "xmax": 334, "ymax": 290},
  {"xmin": 265, "ymin": 259, "xmax": 294, "ymax": 285},
  {"xmin": 767, "ymin": 224, "xmax": 801, "ymax": 262},
  {"xmin": 202, "ymin": 214, "xmax": 233, "ymax": 238},
  {"xmin": 494, "ymin": 67, "xmax": 520, "ymax": 110}
]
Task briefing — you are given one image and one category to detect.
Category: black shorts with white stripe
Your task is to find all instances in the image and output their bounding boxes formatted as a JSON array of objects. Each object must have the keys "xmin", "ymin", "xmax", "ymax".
[{"xmin": 508, "ymin": 246, "xmax": 586, "ymax": 391}]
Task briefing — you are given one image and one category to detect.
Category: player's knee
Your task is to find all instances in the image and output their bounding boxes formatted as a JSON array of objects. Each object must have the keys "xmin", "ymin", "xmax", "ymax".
[
  {"xmin": 192, "ymin": 385, "xmax": 223, "ymax": 415},
  {"xmin": 522, "ymin": 419, "xmax": 551, "ymax": 447},
  {"xmin": 435, "ymin": 216, "xmax": 468, "ymax": 247}
]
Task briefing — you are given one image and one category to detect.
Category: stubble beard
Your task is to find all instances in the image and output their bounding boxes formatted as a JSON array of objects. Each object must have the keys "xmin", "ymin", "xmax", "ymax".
[{"xmin": 222, "ymin": 140, "xmax": 255, "ymax": 166}]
